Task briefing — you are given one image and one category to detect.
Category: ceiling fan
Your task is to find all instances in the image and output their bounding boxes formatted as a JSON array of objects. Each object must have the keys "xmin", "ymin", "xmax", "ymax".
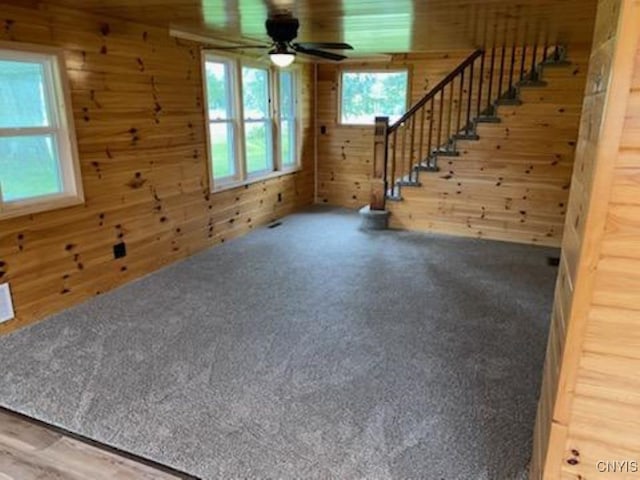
[{"xmin": 214, "ymin": 15, "xmax": 354, "ymax": 67}]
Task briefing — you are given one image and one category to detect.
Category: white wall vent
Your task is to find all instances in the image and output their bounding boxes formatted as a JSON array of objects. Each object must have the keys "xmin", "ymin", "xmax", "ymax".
[{"xmin": 0, "ymin": 283, "xmax": 15, "ymax": 323}]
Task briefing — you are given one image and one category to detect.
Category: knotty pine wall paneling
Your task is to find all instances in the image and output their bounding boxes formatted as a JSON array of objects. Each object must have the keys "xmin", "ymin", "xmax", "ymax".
[
  {"xmin": 530, "ymin": 0, "xmax": 640, "ymax": 477},
  {"xmin": 0, "ymin": 3, "xmax": 314, "ymax": 334}
]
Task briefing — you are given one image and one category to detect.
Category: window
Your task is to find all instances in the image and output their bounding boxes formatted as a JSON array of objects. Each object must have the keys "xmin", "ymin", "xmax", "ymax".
[
  {"xmin": 205, "ymin": 59, "xmax": 237, "ymax": 181},
  {"xmin": 0, "ymin": 45, "xmax": 82, "ymax": 218},
  {"xmin": 279, "ymin": 71, "xmax": 297, "ymax": 168},
  {"xmin": 242, "ymin": 66, "xmax": 273, "ymax": 175},
  {"xmin": 340, "ymin": 70, "xmax": 409, "ymax": 125},
  {"xmin": 203, "ymin": 53, "xmax": 299, "ymax": 191}
]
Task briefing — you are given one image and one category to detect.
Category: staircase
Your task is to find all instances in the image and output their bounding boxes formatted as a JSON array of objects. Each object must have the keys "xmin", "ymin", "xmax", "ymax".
[{"xmin": 368, "ymin": 43, "xmax": 582, "ymax": 245}]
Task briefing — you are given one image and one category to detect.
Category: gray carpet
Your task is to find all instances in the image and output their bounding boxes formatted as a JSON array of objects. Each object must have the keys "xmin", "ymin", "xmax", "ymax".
[{"xmin": 0, "ymin": 207, "xmax": 558, "ymax": 479}]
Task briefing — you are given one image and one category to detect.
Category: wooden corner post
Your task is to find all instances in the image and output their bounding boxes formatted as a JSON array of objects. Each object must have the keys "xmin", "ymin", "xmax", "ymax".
[{"xmin": 370, "ymin": 116, "xmax": 389, "ymax": 210}]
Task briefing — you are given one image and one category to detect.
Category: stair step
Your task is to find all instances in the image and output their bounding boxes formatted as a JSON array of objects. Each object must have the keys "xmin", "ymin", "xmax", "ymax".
[
  {"xmin": 433, "ymin": 149, "xmax": 459, "ymax": 157},
  {"xmin": 414, "ymin": 163, "xmax": 441, "ymax": 172},
  {"xmin": 396, "ymin": 180, "xmax": 421, "ymax": 187},
  {"xmin": 386, "ymin": 194, "xmax": 403, "ymax": 202},
  {"xmin": 475, "ymin": 116, "xmax": 501, "ymax": 124},
  {"xmin": 452, "ymin": 132, "xmax": 480, "ymax": 141}
]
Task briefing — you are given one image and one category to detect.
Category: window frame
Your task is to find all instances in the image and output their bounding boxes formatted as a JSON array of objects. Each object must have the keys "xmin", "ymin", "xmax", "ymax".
[
  {"xmin": 201, "ymin": 51, "xmax": 301, "ymax": 193},
  {"xmin": 276, "ymin": 69, "xmax": 299, "ymax": 170},
  {"xmin": 337, "ymin": 67, "xmax": 411, "ymax": 126},
  {"xmin": 241, "ymin": 61, "xmax": 275, "ymax": 178},
  {"xmin": 202, "ymin": 56, "xmax": 243, "ymax": 186},
  {"xmin": 0, "ymin": 41, "xmax": 83, "ymax": 220}
]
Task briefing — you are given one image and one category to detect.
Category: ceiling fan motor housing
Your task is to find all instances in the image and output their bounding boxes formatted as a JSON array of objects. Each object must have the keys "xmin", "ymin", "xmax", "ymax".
[{"xmin": 265, "ymin": 17, "xmax": 300, "ymax": 43}]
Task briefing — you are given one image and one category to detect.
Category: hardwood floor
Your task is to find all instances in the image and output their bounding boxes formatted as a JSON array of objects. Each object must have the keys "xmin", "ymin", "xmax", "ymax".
[{"xmin": 0, "ymin": 408, "xmax": 192, "ymax": 480}]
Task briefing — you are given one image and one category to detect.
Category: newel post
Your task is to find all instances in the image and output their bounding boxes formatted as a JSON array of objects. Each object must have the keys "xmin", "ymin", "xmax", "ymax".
[{"xmin": 370, "ymin": 116, "xmax": 389, "ymax": 211}]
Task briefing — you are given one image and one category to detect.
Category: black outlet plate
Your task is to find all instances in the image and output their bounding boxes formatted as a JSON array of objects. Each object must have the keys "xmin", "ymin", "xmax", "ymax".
[{"xmin": 113, "ymin": 242, "xmax": 127, "ymax": 259}]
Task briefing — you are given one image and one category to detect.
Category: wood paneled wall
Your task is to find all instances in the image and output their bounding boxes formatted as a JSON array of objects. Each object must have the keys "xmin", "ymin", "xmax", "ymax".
[
  {"xmin": 388, "ymin": 55, "xmax": 588, "ymax": 247},
  {"xmin": 531, "ymin": 0, "xmax": 640, "ymax": 477},
  {"xmin": 0, "ymin": 3, "xmax": 314, "ymax": 335},
  {"xmin": 316, "ymin": 52, "xmax": 475, "ymax": 209},
  {"xmin": 316, "ymin": 50, "xmax": 589, "ymax": 246}
]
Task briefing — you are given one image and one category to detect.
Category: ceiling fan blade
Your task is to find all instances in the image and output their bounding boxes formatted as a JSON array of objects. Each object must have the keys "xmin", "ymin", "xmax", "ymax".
[
  {"xmin": 292, "ymin": 45, "xmax": 347, "ymax": 61},
  {"xmin": 294, "ymin": 42, "xmax": 353, "ymax": 50}
]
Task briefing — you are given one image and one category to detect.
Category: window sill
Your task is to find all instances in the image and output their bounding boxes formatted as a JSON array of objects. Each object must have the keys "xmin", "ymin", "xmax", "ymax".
[
  {"xmin": 212, "ymin": 166, "xmax": 302, "ymax": 194},
  {"xmin": 0, "ymin": 194, "xmax": 84, "ymax": 220}
]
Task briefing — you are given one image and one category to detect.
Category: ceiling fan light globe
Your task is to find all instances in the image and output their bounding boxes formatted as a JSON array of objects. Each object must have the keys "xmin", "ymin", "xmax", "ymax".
[{"xmin": 270, "ymin": 52, "xmax": 295, "ymax": 67}]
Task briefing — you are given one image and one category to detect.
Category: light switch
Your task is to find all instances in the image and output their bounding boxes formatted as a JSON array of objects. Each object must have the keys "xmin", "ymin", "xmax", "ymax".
[{"xmin": 0, "ymin": 283, "xmax": 15, "ymax": 323}]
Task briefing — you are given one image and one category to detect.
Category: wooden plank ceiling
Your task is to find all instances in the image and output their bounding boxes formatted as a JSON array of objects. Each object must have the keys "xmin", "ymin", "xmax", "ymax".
[{"xmin": 24, "ymin": 0, "xmax": 598, "ymax": 52}]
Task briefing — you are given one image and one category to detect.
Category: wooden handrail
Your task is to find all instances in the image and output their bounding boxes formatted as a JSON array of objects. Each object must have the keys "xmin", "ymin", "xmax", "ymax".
[{"xmin": 388, "ymin": 49, "xmax": 484, "ymax": 134}]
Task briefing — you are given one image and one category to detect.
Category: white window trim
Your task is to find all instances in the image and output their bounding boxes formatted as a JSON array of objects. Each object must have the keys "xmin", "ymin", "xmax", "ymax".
[
  {"xmin": 0, "ymin": 41, "xmax": 83, "ymax": 220},
  {"xmin": 202, "ymin": 51, "xmax": 302, "ymax": 193},
  {"xmin": 337, "ymin": 67, "xmax": 411, "ymax": 126}
]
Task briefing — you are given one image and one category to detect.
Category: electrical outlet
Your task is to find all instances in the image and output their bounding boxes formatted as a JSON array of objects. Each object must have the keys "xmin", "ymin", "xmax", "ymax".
[
  {"xmin": 113, "ymin": 242, "xmax": 127, "ymax": 259},
  {"xmin": 0, "ymin": 283, "xmax": 15, "ymax": 323}
]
